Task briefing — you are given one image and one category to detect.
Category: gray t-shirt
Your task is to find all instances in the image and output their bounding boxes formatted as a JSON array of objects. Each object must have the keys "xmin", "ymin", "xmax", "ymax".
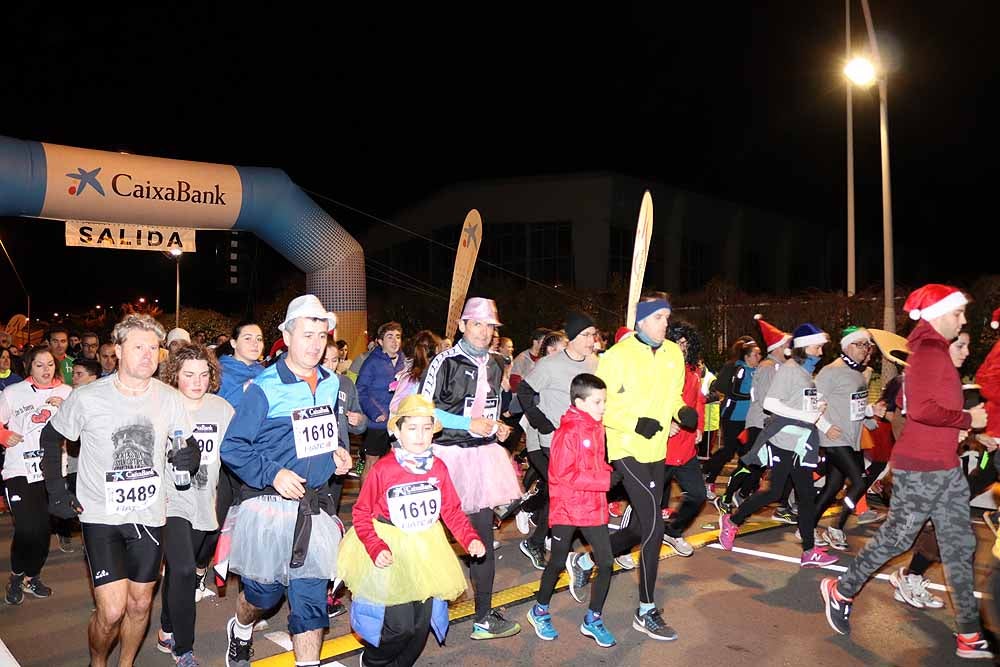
[
  {"xmin": 764, "ymin": 361, "xmax": 821, "ymax": 452},
  {"xmin": 814, "ymin": 359, "xmax": 874, "ymax": 450},
  {"xmin": 523, "ymin": 351, "xmax": 598, "ymax": 451},
  {"xmin": 165, "ymin": 394, "xmax": 234, "ymax": 531},
  {"xmin": 746, "ymin": 358, "xmax": 779, "ymax": 430},
  {"xmin": 50, "ymin": 375, "xmax": 192, "ymax": 527}
]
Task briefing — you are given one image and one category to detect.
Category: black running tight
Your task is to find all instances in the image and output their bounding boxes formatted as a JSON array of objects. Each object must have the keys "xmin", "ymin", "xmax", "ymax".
[
  {"xmin": 609, "ymin": 457, "xmax": 665, "ymax": 604},
  {"xmin": 814, "ymin": 447, "xmax": 866, "ymax": 530},
  {"xmin": 537, "ymin": 525, "xmax": 613, "ymax": 612}
]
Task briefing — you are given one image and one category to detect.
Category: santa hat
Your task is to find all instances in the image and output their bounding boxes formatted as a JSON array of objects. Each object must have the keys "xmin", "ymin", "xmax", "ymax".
[
  {"xmin": 754, "ymin": 314, "xmax": 791, "ymax": 352},
  {"xmin": 792, "ymin": 323, "xmax": 829, "ymax": 348},
  {"xmin": 990, "ymin": 307, "xmax": 1000, "ymax": 330},
  {"xmin": 615, "ymin": 326, "xmax": 633, "ymax": 344},
  {"xmin": 840, "ymin": 325, "xmax": 871, "ymax": 350},
  {"xmin": 903, "ymin": 284, "xmax": 968, "ymax": 322}
]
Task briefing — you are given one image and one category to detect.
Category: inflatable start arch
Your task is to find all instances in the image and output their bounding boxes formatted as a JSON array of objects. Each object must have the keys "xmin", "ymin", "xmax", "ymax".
[{"xmin": 0, "ymin": 135, "xmax": 366, "ymax": 347}]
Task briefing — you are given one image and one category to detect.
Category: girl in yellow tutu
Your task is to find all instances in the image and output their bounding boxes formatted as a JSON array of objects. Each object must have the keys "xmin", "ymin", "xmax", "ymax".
[{"xmin": 338, "ymin": 394, "xmax": 485, "ymax": 666}]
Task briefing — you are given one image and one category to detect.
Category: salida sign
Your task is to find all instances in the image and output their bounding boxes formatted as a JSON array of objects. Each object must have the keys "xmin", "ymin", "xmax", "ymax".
[{"xmin": 65, "ymin": 220, "xmax": 196, "ymax": 253}]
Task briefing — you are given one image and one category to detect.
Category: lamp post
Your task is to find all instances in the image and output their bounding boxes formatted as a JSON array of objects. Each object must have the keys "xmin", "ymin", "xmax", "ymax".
[
  {"xmin": 169, "ymin": 248, "xmax": 182, "ymax": 329},
  {"xmin": 845, "ymin": 0, "xmax": 856, "ymax": 297}
]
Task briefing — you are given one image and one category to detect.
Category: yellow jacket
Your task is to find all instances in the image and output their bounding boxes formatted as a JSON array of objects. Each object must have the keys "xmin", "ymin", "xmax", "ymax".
[{"xmin": 597, "ymin": 335, "xmax": 686, "ymax": 463}]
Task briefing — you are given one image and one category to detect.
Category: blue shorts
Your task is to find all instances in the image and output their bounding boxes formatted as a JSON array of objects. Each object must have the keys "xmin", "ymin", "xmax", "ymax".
[{"xmin": 242, "ymin": 577, "xmax": 329, "ymax": 635}]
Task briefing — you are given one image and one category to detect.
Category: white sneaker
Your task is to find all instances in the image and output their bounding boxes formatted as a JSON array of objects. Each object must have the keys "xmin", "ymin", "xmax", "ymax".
[
  {"xmin": 889, "ymin": 567, "xmax": 924, "ymax": 609},
  {"xmin": 705, "ymin": 483, "xmax": 717, "ymax": 501},
  {"xmin": 544, "ymin": 536, "xmax": 552, "ymax": 552},
  {"xmin": 856, "ymin": 510, "xmax": 885, "ymax": 525},
  {"xmin": 823, "ymin": 527, "xmax": 849, "ymax": 551},
  {"xmin": 662, "ymin": 533, "xmax": 694, "ymax": 557},
  {"xmin": 515, "ymin": 511, "xmax": 532, "ymax": 535},
  {"xmin": 911, "ymin": 575, "xmax": 945, "ymax": 609},
  {"xmin": 793, "ymin": 528, "xmax": 828, "ymax": 547},
  {"xmin": 614, "ymin": 553, "xmax": 637, "ymax": 570}
]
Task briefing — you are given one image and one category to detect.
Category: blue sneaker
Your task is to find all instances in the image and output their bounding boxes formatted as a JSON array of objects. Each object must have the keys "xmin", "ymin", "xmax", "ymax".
[
  {"xmin": 566, "ymin": 552, "xmax": 593, "ymax": 603},
  {"xmin": 580, "ymin": 616, "xmax": 616, "ymax": 647},
  {"xmin": 526, "ymin": 606, "xmax": 559, "ymax": 641}
]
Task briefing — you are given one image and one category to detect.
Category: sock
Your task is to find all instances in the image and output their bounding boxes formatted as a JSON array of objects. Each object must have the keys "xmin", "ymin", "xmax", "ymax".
[
  {"xmin": 233, "ymin": 617, "xmax": 254, "ymax": 641},
  {"xmin": 295, "ymin": 662, "xmax": 320, "ymax": 667},
  {"xmin": 909, "ymin": 552, "xmax": 933, "ymax": 577},
  {"xmin": 585, "ymin": 609, "xmax": 601, "ymax": 624},
  {"xmin": 577, "ymin": 552, "xmax": 594, "ymax": 569},
  {"xmin": 959, "ymin": 632, "xmax": 981, "ymax": 640},
  {"xmin": 638, "ymin": 601, "xmax": 655, "ymax": 615},
  {"xmin": 533, "ymin": 603, "xmax": 549, "ymax": 616}
]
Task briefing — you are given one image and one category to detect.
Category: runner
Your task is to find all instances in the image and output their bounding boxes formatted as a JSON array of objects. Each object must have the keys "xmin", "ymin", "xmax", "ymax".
[
  {"xmin": 218, "ymin": 321, "xmax": 265, "ymax": 409},
  {"xmin": 46, "ymin": 326, "xmax": 75, "ymax": 384},
  {"xmin": 419, "ymin": 297, "xmax": 523, "ymax": 640},
  {"xmin": 356, "ymin": 321, "xmax": 406, "ymax": 483},
  {"xmin": 40, "ymin": 313, "xmax": 200, "ymax": 667},
  {"xmin": 220, "ymin": 295, "xmax": 352, "ymax": 667},
  {"xmin": 1, "ymin": 346, "xmax": 72, "ymax": 604},
  {"xmin": 819, "ymin": 284, "xmax": 992, "ymax": 660},
  {"xmin": 509, "ymin": 328, "xmax": 549, "ymax": 392},
  {"xmin": 702, "ymin": 334, "xmax": 756, "ymax": 500},
  {"xmin": 156, "ymin": 344, "xmax": 235, "ymax": 666}
]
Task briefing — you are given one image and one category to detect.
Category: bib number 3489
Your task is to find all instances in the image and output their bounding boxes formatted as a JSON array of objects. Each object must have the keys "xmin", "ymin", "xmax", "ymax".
[{"xmin": 105, "ymin": 468, "xmax": 159, "ymax": 515}]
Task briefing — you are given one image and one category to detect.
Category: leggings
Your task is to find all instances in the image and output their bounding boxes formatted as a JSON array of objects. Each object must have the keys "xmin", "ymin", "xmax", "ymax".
[
  {"xmin": 5, "ymin": 476, "xmax": 50, "ymax": 577},
  {"xmin": 814, "ymin": 447, "xmax": 866, "ymax": 530},
  {"xmin": 160, "ymin": 517, "xmax": 219, "ymax": 656},
  {"xmin": 522, "ymin": 449, "xmax": 550, "ymax": 548},
  {"xmin": 660, "ymin": 457, "xmax": 708, "ymax": 536},
  {"xmin": 537, "ymin": 525, "xmax": 613, "ymax": 613},
  {"xmin": 862, "ymin": 460, "xmax": 888, "ymax": 495},
  {"xmin": 724, "ymin": 427, "xmax": 763, "ymax": 503},
  {"xmin": 703, "ymin": 420, "xmax": 744, "ymax": 484},
  {"xmin": 609, "ymin": 457, "xmax": 665, "ymax": 604},
  {"xmin": 467, "ymin": 508, "xmax": 496, "ymax": 620},
  {"xmin": 733, "ymin": 447, "xmax": 818, "ymax": 551}
]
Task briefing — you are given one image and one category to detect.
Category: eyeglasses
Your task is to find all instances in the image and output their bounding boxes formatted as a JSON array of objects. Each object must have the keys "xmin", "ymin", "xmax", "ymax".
[{"xmin": 853, "ymin": 341, "xmax": 873, "ymax": 349}]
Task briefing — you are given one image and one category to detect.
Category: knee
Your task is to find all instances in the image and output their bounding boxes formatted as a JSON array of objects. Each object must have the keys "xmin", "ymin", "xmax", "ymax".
[
  {"xmin": 96, "ymin": 600, "xmax": 127, "ymax": 628},
  {"xmin": 689, "ymin": 483, "xmax": 708, "ymax": 504},
  {"xmin": 126, "ymin": 592, "xmax": 153, "ymax": 617}
]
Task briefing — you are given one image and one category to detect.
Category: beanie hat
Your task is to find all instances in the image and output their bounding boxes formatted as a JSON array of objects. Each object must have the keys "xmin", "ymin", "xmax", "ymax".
[
  {"xmin": 840, "ymin": 325, "xmax": 872, "ymax": 351},
  {"xmin": 754, "ymin": 314, "xmax": 791, "ymax": 352},
  {"xmin": 565, "ymin": 312, "xmax": 596, "ymax": 342},
  {"xmin": 903, "ymin": 284, "xmax": 967, "ymax": 322},
  {"xmin": 792, "ymin": 323, "xmax": 829, "ymax": 349}
]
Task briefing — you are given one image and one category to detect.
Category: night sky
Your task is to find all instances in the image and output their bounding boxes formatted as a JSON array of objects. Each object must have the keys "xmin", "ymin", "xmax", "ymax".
[{"xmin": 1, "ymin": 2, "xmax": 996, "ymax": 320}]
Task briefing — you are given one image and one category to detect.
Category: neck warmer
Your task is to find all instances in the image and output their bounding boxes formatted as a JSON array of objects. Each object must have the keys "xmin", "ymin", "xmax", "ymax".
[
  {"xmin": 0, "ymin": 369, "xmax": 10, "ymax": 380},
  {"xmin": 458, "ymin": 337, "xmax": 489, "ymax": 359},
  {"xmin": 839, "ymin": 353, "xmax": 865, "ymax": 372},
  {"xmin": 393, "ymin": 447, "xmax": 435, "ymax": 475},
  {"xmin": 803, "ymin": 355, "xmax": 821, "ymax": 373},
  {"xmin": 635, "ymin": 330, "xmax": 663, "ymax": 350}
]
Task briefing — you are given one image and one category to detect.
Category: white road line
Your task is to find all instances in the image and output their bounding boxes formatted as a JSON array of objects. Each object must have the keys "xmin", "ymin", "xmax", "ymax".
[
  {"xmin": 0, "ymin": 638, "xmax": 21, "ymax": 667},
  {"xmin": 264, "ymin": 631, "xmax": 293, "ymax": 651},
  {"xmin": 707, "ymin": 543, "xmax": 986, "ymax": 599}
]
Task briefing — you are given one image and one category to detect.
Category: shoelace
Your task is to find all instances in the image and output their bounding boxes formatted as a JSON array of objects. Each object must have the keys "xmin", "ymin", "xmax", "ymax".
[
  {"xmin": 912, "ymin": 578, "xmax": 938, "ymax": 603},
  {"xmin": 644, "ymin": 609, "xmax": 666, "ymax": 629},
  {"xmin": 228, "ymin": 638, "xmax": 253, "ymax": 659}
]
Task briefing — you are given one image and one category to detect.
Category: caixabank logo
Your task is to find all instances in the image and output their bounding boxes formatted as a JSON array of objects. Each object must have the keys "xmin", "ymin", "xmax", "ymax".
[{"xmin": 65, "ymin": 165, "xmax": 228, "ymax": 206}]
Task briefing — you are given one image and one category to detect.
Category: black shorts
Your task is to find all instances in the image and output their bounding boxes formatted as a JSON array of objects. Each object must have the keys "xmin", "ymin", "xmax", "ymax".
[
  {"xmin": 363, "ymin": 429, "xmax": 392, "ymax": 457},
  {"xmin": 82, "ymin": 522, "xmax": 163, "ymax": 587}
]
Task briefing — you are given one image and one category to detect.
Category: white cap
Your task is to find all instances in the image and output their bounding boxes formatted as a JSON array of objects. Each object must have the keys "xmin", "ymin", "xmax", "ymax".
[
  {"xmin": 166, "ymin": 328, "xmax": 191, "ymax": 346},
  {"xmin": 279, "ymin": 294, "xmax": 337, "ymax": 333}
]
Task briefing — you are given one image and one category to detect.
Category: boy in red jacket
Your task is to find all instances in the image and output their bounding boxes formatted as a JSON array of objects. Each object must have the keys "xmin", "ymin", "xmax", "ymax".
[{"xmin": 526, "ymin": 373, "xmax": 621, "ymax": 648}]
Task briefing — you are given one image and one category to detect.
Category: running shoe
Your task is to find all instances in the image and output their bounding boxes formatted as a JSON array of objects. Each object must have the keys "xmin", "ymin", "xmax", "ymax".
[
  {"xmin": 225, "ymin": 617, "xmax": 254, "ymax": 667},
  {"xmin": 580, "ymin": 615, "xmax": 616, "ymax": 647},
  {"xmin": 22, "ymin": 576, "xmax": 51, "ymax": 598},
  {"xmin": 470, "ymin": 610, "xmax": 521, "ymax": 640},
  {"xmin": 194, "ymin": 570, "xmax": 208, "ymax": 602},
  {"xmin": 632, "ymin": 607, "xmax": 677, "ymax": 641},
  {"xmin": 327, "ymin": 594, "xmax": 347, "ymax": 619},
  {"xmin": 608, "ymin": 501, "xmax": 627, "ymax": 518},
  {"xmin": 794, "ymin": 528, "xmax": 828, "ymax": 547},
  {"xmin": 566, "ymin": 552, "xmax": 592, "ymax": 602},
  {"xmin": 820, "ymin": 578, "xmax": 851, "ymax": 635},
  {"xmin": 4, "ymin": 574, "xmax": 23, "ymax": 605},
  {"xmin": 58, "ymin": 535, "xmax": 75, "ymax": 553},
  {"xmin": 822, "ymin": 527, "xmax": 849, "ymax": 551},
  {"xmin": 520, "ymin": 540, "xmax": 547, "ymax": 569},
  {"xmin": 515, "ymin": 510, "xmax": 532, "ymax": 535},
  {"xmin": 800, "ymin": 547, "xmax": 838, "ymax": 567},
  {"xmin": 660, "ymin": 507, "xmax": 674, "ymax": 521},
  {"xmin": 156, "ymin": 631, "xmax": 175, "ymax": 654},
  {"xmin": 614, "ymin": 553, "xmax": 637, "ymax": 570},
  {"xmin": 718, "ymin": 513, "xmax": 738, "ymax": 551},
  {"xmin": 704, "ymin": 483, "xmax": 717, "ymax": 500},
  {"xmin": 771, "ymin": 507, "xmax": 798, "ymax": 524},
  {"xmin": 713, "ymin": 497, "xmax": 733, "ymax": 515},
  {"xmin": 174, "ymin": 650, "xmax": 201, "ymax": 667},
  {"xmin": 912, "ymin": 576, "xmax": 945, "ymax": 609},
  {"xmin": 662, "ymin": 533, "xmax": 694, "ymax": 557},
  {"xmin": 525, "ymin": 606, "xmax": 558, "ymax": 641},
  {"xmin": 889, "ymin": 567, "xmax": 943, "ymax": 609},
  {"xmin": 855, "ymin": 510, "xmax": 885, "ymax": 525},
  {"xmin": 349, "ymin": 458, "xmax": 364, "ymax": 478},
  {"xmin": 955, "ymin": 632, "xmax": 994, "ymax": 659}
]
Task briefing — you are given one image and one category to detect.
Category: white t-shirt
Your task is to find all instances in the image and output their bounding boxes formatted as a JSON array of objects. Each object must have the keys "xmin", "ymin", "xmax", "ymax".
[
  {"xmin": 0, "ymin": 380, "xmax": 73, "ymax": 482},
  {"xmin": 50, "ymin": 375, "xmax": 191, "ymax": 527}
]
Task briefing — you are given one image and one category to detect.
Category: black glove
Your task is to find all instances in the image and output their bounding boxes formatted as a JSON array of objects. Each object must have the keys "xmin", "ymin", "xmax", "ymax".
[
  {"xmin": 535, "ymin": 417, "xmax": 556, "ymax": 435},
  {"xmin": 46, "ymin": 479, "xmax": 83, "ymax": 520},
  {"xmin": 609, "ymin": 470, "xmax": 624, "ymax": 488},
  {"xmin": 169, "ymin": 442, "xmax": 202, "ymax": 474},
  {"xmin": 635, "ymin": 417, "xmax": 663, "ymax": 439},
  {"xmin": 676, "ymin": 406, "xmax": 699, "ymax": 430}
]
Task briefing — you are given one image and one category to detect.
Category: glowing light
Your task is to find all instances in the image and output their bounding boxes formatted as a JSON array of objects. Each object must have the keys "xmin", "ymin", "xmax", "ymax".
[{"xmin": 845, "ymin": 57, "xmax": 877, "ymax": 87}]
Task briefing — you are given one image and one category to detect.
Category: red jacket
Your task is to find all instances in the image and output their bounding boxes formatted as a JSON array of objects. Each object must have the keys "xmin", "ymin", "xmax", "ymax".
[
  {"xmin": 352, "ymin": 455, "xmax": 480, "ymax": 562},
  {"xmin": 548, "ymin": 406, "xmax": 613, "ymax": 527},
  {"xmin": 665, "ymin": 364, "xmax": 706, "ymax": 466},
  {"xmin": 892, "ymin": 320, "xmax": 972, "ymax": 472},
  {"xmin": 975, "ymin": 337, "xmax": 1000, "ymax": 438}
]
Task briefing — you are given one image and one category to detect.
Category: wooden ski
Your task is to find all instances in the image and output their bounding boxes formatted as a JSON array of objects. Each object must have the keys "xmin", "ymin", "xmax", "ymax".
[
  {"xmin": 625, "ymin": 191, "xmax": 654, "ymax": 329},
  {"xmin": 445, "ymin": 209, "xmax": 483, "ymax": 339}
]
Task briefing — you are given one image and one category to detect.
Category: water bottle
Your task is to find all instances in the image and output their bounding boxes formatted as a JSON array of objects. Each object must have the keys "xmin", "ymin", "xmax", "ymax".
[{"xmin": 170, "ymin": 428, "xmax": 191, "ymax": 491}]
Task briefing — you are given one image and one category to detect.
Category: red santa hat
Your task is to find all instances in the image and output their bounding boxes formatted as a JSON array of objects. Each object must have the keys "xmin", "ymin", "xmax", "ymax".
[
  {"xmin": 903, "ymin": 284, "xmax": 968, "ymax": 322},
  {"xmin": 976, "ymin": 338, "xmax": 1000, "ymax": 437},
  {"xmin": 614, "ymin": 326, "xmax": 633, "ymax": 344},
  {"xmin": 990, "ymin": 307, "xmax": 1000, "ymax": 330},
  {"xmin": 754, "ymin": 314, "xmax": 791, "ymax": 352}
]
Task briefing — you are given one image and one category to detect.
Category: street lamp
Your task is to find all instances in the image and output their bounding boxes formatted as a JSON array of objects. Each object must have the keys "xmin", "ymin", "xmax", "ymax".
[
  {"xmin": 168, "ymin": 248, "xmax": 182, "ymax": 329},
  {"xmin": 844, "ymin": 57, "xmax": 876, "ymax": 87}
]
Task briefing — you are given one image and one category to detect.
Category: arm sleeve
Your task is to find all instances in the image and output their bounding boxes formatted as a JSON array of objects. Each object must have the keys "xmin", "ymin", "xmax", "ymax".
[
  {"xmin": 517, "ymin": 379, "xmax": 555, "ymax": 432},
  {"xmin": 438, "ymin": 464, "xmax": 482, "ymax": 549},
  {"xmin": 40, "ymin": 422, "xmax": 68, "ymax": 486},
  {"xmin": 763, "ymin": 396, "xmax": 821, "ymax": 424},
  {"xmin": 219, "ymin": 385, "xmax": 281, "ymax": 489},
  {"xmin": 549, "ymin": 429, "xmax": 611, "ymax": 492},
  {"xmin": 905, "ymin": 346, "xmax": 973, "ymax": 429},
  {"xmin": 421, "ymin": 356, "xmax": 472, "ymax": 430},
  {"xmin": 352, "ymin": 465, "xmax": 390, "ymax": 562}
]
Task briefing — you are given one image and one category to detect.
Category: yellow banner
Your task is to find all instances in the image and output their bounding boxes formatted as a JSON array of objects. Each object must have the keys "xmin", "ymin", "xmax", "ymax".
[{"xmin": 64, "ymin": 220, "xmax": 196, "ymax": 252}]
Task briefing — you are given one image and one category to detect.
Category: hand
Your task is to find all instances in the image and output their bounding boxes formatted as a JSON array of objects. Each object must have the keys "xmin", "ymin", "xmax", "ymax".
[
  {"xmin": 695, "ymin": 430, "xmax": 702, "ymax": 443},
  {"xmin": 826, "ymin": 425, "xmax": 843, "ymax": 440},
  {"xmin": 273, "ymin": 468, "xmax": 307, "ymax": 500},
  {"xmin": 496, "ymin": 422, "xmax": 512, "ymax": 442},
  {"xmin": 47, "ymin": 489, "xmax": 83, "ymax": 519},
  {"xmin": 374, "ymin": 550, "xmax": 394, "ymax": 568},
  {"xmin": 669, "ymin": 421, "xmax": 681, "ymax": 437},
  {"xmin": 375, "ymin": 414, "xmax": 387, "ymax": 423},
  {"xmin": 968, "ymin": 404, "xmax": 988, "ymax": 430},
  {"xmin": 469, "ymin": 417, "xmax": 497, "ymax": 437},
  {"xmin": 169, "ymin": 443, "xmax": 201, "ymax": 474},
  {"xmin": 536, "ymin": 418, "xmax": 556, "ymax": 435},
  {"xmin": 609, "ymin": 470, "xmax": 624, "ymax": 488},
  {"xmin": 45, "ymin": 396, "xmax": 64, "ymax": 408},
  {"xmin": 467, "ymin": 539, "xmax": 486, "ymax": 558},
  {"xmin": 635, "ymin": 417, "xmax": 663, "ymax": 439},
  {"xmin": 501, "ymin": 376, "xmax": 511, "ymax": 392},
  {"xmin": 816, "ymin": 400, "xmax": 829, "ymax": 415},
  {"xmin": 872, "ymin": 401, "xmax": 888, "ymax": 419},
  {"xmin": 333, "ymin": 448, "xmax": 353, "ymax": 475},
  {"xmin": 959, "ymin": 430, "xmax": 970, "ymax": 443},
  {"xmin": 347, "ymin": 411, "xmax": 363, "ymax": 427},
  {"xmin": 4, "ymin": 432, "xmax": 23, "ymax": 447},
  {"xmin": 978, "ymin": 434, "xmax": 999, "ymax": 452}
]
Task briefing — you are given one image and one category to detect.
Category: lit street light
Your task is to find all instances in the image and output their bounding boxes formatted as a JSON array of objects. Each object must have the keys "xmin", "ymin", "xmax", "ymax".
[
  {"xmin": 139, "ymin": 297, "xmax": 146, "ymax": 304},
  {"xmin": 844, "ymin": 57, "xmax": 876, "ymax": 87}
]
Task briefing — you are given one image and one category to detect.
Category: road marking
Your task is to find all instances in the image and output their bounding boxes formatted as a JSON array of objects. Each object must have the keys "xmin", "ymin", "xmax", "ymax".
[
  {"xmin": 0, "ymin": 638, "xmax": 21, "ymax": 667},
  {"xmin": 706, "ymin": 543, "xmax": 986, "ymax": 599},
  {"xmin": 263, "ymin": 632, "xmax": 292, "ymax": 651}
]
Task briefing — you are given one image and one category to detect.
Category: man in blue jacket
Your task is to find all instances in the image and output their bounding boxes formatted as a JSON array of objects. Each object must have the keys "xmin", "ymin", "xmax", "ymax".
[
  {"xmin": 220, "ymin": 295, "xmax": 353, "ymax": 667},
  {"xmin": 355, "ymin": 321, "xmax": 405, "ymax": 483}
]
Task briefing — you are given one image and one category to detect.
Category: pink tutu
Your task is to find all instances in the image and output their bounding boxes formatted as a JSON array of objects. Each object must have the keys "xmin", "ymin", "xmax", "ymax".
[{"xmin": 432, "ymin": 443, "xmax": 523, "ymax": 514}]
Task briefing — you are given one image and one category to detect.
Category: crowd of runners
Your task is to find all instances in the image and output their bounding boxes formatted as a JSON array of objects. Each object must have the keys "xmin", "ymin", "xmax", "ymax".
[{"xmin": 2, "ymin": 282, "xmax": 1000, "ymax": 665}]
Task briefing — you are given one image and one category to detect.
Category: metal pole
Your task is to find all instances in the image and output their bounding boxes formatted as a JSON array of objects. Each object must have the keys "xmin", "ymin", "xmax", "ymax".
[
  {"xmin": 175, "ymin": 258, "xmax": 181, "ymax": 330},
  {"xmin": 846, "ymin": 0, "xmax": 856, "ymax": 297},
  {"xmin": 878, "ymin": 77, "xmax": 894, "ymax": 334}
]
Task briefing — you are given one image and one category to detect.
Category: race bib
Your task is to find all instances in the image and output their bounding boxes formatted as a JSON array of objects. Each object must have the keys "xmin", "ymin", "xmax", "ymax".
[
  {"xmin": 291, "ymin": 404, "xmax": 338, "ymax": 458},
  {"xmin": 850, "ymin": 390, "xmax": 869, "ymax": 422},
  {"xmin": 105, "ymin": 468, "xmax": 159, "ymax": 515},
  {"xmin": 803, "ymin": 388, "xmax": 819, "ymax": 413},
  {"xmin": 22, "ymin": 450, "xmax": 43, "ymax": 484},
  {"xmin": 193, "ymin": 423, "xmax": 219, "ymax": 465},
  {"xmin": 387, "ymin": 480, "xmax": 442, "ymax": 533},
  {"xmin": 463, "ymin": 396, "xmax": 499, "ymax": 421}
]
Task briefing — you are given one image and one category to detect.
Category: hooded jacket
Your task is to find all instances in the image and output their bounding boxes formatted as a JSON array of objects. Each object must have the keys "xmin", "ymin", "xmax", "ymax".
[
  {"xmin": 892, "ymin": 320, "xmax": 972, "ymax": 471},
  {"xmin": 665, "ymin": 364, "xmax": 706, "ymax": 466},
  {"xmin": 218, "ymin": 354, "xmax": 265, "ymax": 409},
  {"xmin": 975, "ymin": 337, "xmax": 1000, "ymax": 438},
  {"xmin": 357, "ymin": 346, "xmax": 406, "ymax": 430},
  {"xmin": 548, "ymin": 406, "xmax": 613, "ymax": 527}
]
